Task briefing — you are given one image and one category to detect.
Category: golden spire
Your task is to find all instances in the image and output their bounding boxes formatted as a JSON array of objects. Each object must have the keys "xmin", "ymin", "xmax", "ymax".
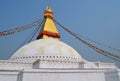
[
  {"xmin": 45, "ymin": 5, "xmax": 53, "ymax": 13},
  {"xmin": 37, "ymin": 5, "xmax": 60, "ymax": 40},
  {"xmin": 43, "ymin": 5, "xmax": 54, "ymax": 19}
]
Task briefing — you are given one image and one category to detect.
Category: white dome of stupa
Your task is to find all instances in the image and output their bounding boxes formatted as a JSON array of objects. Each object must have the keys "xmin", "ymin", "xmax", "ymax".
[{"xmin": 10, "ymin": 38, "xmax": 83, "ymax": 60}]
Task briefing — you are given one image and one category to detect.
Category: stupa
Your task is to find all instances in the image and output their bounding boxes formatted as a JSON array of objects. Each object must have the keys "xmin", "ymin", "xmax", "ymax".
[{"xmin": 0, "ymin": 6, "xmax": 120, "ymax": 81}]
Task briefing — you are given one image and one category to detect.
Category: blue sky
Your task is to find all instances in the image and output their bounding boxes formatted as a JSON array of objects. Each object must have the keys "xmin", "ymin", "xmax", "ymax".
[{"xmin": 0, "ymin": 0, "xmax": 120, "ymax": 67}]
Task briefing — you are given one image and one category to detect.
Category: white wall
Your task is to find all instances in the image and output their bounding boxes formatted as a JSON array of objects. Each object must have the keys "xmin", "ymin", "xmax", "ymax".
[
  {"xmin": 0, "ymin": 69, "xmax": 120, "ymax": 81},
  {"xmin": 22, "ymin": 69, "xmax": 106, "ymax": 81},
  {"xmin": 0, "ymin": 71, "xmax": 18, "ymax": 81},
  {"xmin": 104, "ymin": 70, "xmax": 120, "ymax": 81}
]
